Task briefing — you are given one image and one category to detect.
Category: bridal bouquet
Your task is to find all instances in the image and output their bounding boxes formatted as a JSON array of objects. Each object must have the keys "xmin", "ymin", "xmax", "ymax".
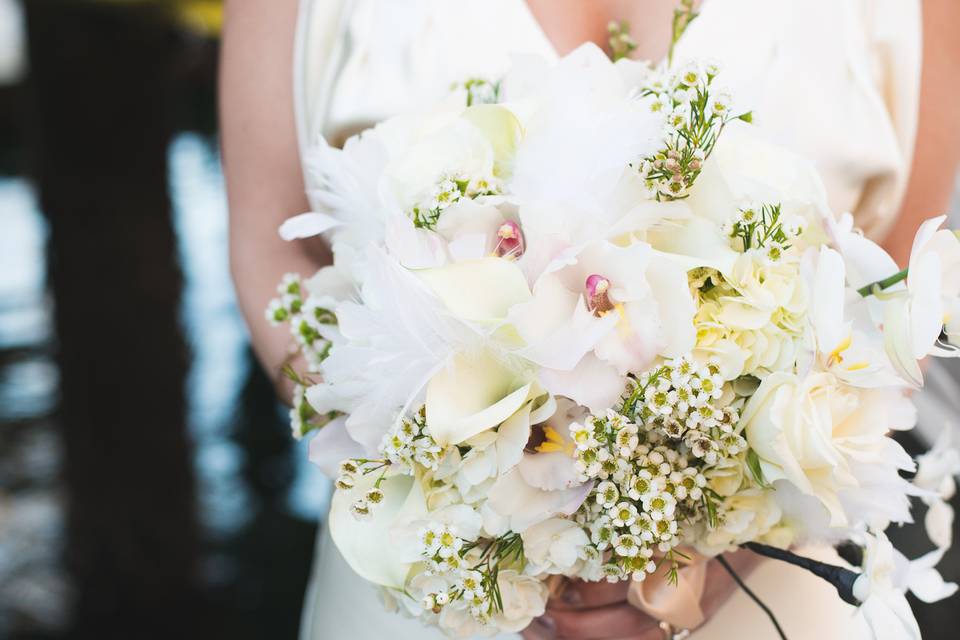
[{"xmin": 267, "ymin": 38, "xmax": 959, "ymax": 639}]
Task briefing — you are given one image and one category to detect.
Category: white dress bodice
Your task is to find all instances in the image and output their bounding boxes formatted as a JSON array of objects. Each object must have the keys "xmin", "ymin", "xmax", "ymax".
[{"xmin": 293, "ymin": 2, "xmax": 922, "ymax": 638}]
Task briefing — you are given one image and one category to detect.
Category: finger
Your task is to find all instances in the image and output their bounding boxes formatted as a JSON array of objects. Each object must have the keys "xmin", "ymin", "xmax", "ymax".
[
  {"xmin": 552, "ymin": 579, "xmax": 630, "ymax": 610},
  {"xmin": 522, "ymin": 618, "xmax": 556, "ymax": 640},
  {"xmin": 549, "ymin": 601, "xmax": 659, "ymax": 639}
]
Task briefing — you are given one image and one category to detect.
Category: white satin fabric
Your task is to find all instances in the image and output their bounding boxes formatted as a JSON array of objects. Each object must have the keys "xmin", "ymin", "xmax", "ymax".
[{"xmin": 293, "ymin": 1, "xmax": 922, "ymax": 638}]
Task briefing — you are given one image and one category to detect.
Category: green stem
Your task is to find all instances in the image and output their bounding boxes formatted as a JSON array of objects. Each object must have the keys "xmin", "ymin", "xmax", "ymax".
[
  {"xmin": 668, "ymin": 0, "xmax": 698, "ymax": 65},
  {"xmin": 856, "ymin": 268, "xmax": 908, "ymax": 297}
]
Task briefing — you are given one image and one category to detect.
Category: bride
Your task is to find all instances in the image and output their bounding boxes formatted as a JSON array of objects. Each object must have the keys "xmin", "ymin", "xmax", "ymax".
[{"xmin": 220, "ymin": 1, "xmax": 960, "ymax": 638}]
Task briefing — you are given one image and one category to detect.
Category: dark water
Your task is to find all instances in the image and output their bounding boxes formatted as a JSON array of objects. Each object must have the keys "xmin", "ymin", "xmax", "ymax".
[{"xmin": 0, "ymin": 135, "xmax": 329, "ymax": 639}]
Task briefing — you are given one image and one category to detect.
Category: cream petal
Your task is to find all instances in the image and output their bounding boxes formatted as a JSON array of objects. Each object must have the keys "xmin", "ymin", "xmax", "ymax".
[
  {"xmin": 425, "ymin": 351, "xmax": 536, "ymax": 446},
  {"xmin": 461, "ymin": 104, "xmax": 522, "ymax": 178},
  {"xmin": 487, "ymin": 468, "xmax": 591, "ymax": 532},
  {"xmin": 417, "ymin": 257, "xmax": 531, "ymax": 323},
  {"xmin": 329, "ymin": 472, "xmax": 425, "ymax": 588},
  {"xmin": 512, "ymin": 274, "xmax": 617, "ymax": 371},
  {"xmin": 496, "ymin": 403, "xmax": 534, "ymax": 474},
  {"xmin": 306, "ymin": 416, "xmax": 367, "ymax": 478},
  {"xmin": 907, "ymin": 251, "xmax": 944, "ymax": 359},
  {"xmin": 518, "ymin": 451, "xmax": 580, "ymax": 491},
  {"xmin": 924, "ymin": 500, "xmax": 954, "ymax": 550},
  {"xmin": 647, "ymin": 216, "xmax": 739, "ymax": 275},
  {"xmin": 539, "ymin": 354, "xmax": 625, "ymax": 414},
  {"xmin": 883, "ymin": 298, "xmax": 923, "ymax": 387}
]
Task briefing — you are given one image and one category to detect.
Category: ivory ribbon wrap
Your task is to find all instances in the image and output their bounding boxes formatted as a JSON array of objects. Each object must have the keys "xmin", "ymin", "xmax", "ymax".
[{"xmin": 627, "ymin": 550, "xmax": 709, "ymax": 630}]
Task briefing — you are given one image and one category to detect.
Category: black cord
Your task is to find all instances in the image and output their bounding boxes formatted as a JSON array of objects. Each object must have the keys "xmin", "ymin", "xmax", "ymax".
[
  {"xmin": 742, "ymin": 542, "xmax": 860, "ymax": 606},
  {"xmin": 716, "ymin": 555, "xmax": 788, "ymax": 640}
]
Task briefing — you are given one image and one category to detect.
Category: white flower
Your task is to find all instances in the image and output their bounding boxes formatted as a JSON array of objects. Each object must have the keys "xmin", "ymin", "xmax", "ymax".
[
  {"xmin": 741, "ymin": 371, "xmax": 917, "ymax": 527},
  {"xmin": 595, "ymin": 481, "xmax": 620, "ymax": 508},
  {"xmin": 804, "ymin": 247, "xmax": 900, "ymax": 388},
  {"xmin": 913, "ymin": 430, "xmax": 960, "ymax": 549},
  {"xmin": 853, "ymin": 532, "xmax": 921, "ymax": 640},
  {"xmin": 503, "ymin": 44, "xmax": 664, "ymax": 249},
  {"xmin": 696, "ymin": 489, "xmax": 784, "ymax": 555},
  {"xmin": 610, "ymin": 502, "xmax": 639, "ymax": 528},
  {"xmin": 511, "ymin": 240, "xmax": 695, "ymax": 412},
  {"xmin": 521, "ymin": 518, "xmax": 590, "ymax": 574},
  {"xmin": 853, "ymin": 531, "xmax": 957, "ymax": 639},
  {"xmin": 881, "ymin": 216, "xmax": 960, "ymax": 386},
  {"xmin": 487, "ymin": 467, "xmax": 592, "ymax": 533},
  {"xmin": 305, "ymin": 249, "xmax": 477, "ymax": 454},
  {"xmin": 490, "ymin": 570, "xmax": 549, "ymax": 633}
]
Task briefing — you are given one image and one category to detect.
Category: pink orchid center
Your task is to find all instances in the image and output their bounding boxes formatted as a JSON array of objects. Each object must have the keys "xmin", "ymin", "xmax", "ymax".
[
  {"xmin": 495, "ymin": 221, "xmax": 525, "ymax": 258},
  {"xmin": 586, "ymin": 274, "xmax": 615, "ymax": 316}
]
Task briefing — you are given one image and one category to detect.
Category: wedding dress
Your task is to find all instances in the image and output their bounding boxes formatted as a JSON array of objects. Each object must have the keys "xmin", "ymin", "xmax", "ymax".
[{"xmin": 293, "ymin": 1, "xmax": 923, "ymax": 638}]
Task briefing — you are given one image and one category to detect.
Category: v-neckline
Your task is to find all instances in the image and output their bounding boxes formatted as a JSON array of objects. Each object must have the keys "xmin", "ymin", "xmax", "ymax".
[{"xmin": 518, "ymin": 0, "xmax": 708, "ymax": 64}]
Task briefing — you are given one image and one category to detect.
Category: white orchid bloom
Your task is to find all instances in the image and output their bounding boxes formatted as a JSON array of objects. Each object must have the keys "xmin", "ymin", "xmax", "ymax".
[
  {"xmin": 487, "ymin": 467, "xmax": 593, "ymax": 533},
  {"xmin": 517, "ymin": 397, "xmax": 587, "ymax": 492},
  {"xmin": 510, "ymin": 241, "xmax": 695, "ymax": 412},
  {"xmin": 873, "ymin": 216, "xmax": 960, "ymax": 386},
  {"xmin": 913, "ymin": 430, "xmax": 960, "ymax": 549},
  {"xmin": 443, "ymin": 396, "xmax": 556, "ymax": 500},
  {"xmin": 804, "ymin": 247, "xmax": 900, "ymax": 387},
  {"xmin": 853, "ymin": 531, "xmax": 957, "ymax": 640}
]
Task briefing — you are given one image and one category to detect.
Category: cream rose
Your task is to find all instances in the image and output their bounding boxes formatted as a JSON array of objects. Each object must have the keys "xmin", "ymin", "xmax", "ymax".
[
  {"xmin": 740, "ymin": 371, "xmax": 913, "ymax": 527},
  {"xmin": 491, "ymin": 570, "xmax": 549, "ymax": 632}
]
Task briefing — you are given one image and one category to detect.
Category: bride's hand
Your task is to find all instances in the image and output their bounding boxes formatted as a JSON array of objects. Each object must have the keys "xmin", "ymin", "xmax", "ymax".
[
  {"xmin": 524, "ymin": 580, "xmax": 660, "ymax": 639},
  {"xmin": 522, "ymin": 551, "xmax": 762, "ymax": 640}
]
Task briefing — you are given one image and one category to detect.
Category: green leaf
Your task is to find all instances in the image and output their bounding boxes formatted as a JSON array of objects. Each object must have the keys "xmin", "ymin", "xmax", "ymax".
[
  {"xmin": 737, "ymin": 111, "xmax": 753, "ymax": 124},
  {"xmin": 746, "ymin": 449, "xmax": 770, "ymax": 488}
]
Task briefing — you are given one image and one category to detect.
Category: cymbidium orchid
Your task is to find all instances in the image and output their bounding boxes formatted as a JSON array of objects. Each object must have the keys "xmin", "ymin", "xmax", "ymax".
[
  {"xmin": 879, "ymin": 216, "xmax": 960, "ymax": 386},
  {"xmin": 510, "ymin": 240, "xmax": 695, "ymax": 411},
  {"xmin": 804, "ymin": 247, "xmax": 900, "ymax": 387},
  {"xmin": 853, "ymin": 531, "xmax": 957, "ymax": 640}
]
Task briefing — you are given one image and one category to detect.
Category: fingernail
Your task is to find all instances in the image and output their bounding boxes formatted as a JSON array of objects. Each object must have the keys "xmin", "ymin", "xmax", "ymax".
[
  {"xmin": 539, "ymin": 615, "xmax": 556, "ymax": 632},
  {"xmin": 560, "ymin": 589, "xmax": 582, "ymax": 606}
]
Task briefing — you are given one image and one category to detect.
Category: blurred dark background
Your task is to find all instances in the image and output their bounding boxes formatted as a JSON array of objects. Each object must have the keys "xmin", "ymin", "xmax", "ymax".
[
  {"xmin": 0, "ymin": 1, "xmax": 328, "ymax": 639},
  {"xmin": 0, "ymin": 1, "xmax": 957, "ymax": 639}
]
